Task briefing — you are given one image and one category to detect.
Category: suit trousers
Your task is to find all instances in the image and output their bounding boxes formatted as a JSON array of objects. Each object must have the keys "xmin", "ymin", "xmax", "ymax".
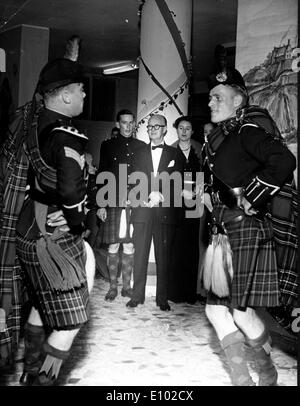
[{"xmin": 132, "ymin": 211, "xmax": 176, "ymax": 304}]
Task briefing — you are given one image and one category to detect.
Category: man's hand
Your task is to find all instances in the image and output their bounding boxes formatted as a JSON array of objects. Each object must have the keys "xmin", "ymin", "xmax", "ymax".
[
  {"xmin": 143, "ymin": 191, "xmax": 164, "ymax": 208},
  {"xmin": 181, "ymin": 189, "xmax": 194, "ymax": 200},
  {"xmin": 240, "ymin": 197, "xmax": 258, "ymax": 216},
  {"xmin": 47, "ymin": 210, "xmax": 70, "ymax": 232},
  {"xmin": 97, "ymin": 208, "xmax": 107, "ymax": 221},
  {"xmin": 182, "ymin": 184, "xmax": 202, "ymax": 201},
  {"xmin": 204, "ymin": 193, "xmax": 213, "ymax": 212}
]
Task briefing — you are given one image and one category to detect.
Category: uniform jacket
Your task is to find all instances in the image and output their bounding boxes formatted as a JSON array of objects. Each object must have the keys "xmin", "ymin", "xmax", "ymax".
[
  {"xmin": 98, "ymin": 133, "xmax": 145, "ymax": 207},
  {"xmin": 17, "ymin": 108, "xmax": 88, "ymax": 238},
  {"xmin": 130, "ymin": 142, "xmax": 180, "ymax": 224},
  {"xmin": 205, "ymin": 122, "xmax": 296, "ymax": 209}
]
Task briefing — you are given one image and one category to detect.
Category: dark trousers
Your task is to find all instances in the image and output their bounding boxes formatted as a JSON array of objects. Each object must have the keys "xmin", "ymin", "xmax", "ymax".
[
  {"xmin": 132, "ymin": 214, "xmax": 175, "ymax": 304},
  {"xmin": 168, "ymin": 217, "xmax": 200, "ymax": 303}
]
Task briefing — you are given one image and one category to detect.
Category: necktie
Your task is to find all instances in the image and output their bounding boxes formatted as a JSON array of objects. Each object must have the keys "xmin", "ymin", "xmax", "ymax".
[{"xmin": 152, "ymin": 144, "xmax": 164, "ymax": 150}]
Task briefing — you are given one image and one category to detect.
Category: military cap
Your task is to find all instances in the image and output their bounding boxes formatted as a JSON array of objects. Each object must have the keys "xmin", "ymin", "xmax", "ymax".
[
  {"xmin": 208, "ymin": 67, "xmax": 247, "ymax": 93},
  {"xmin": 38, "ymin": 58, "xmax": 85, "ymax": 93}
]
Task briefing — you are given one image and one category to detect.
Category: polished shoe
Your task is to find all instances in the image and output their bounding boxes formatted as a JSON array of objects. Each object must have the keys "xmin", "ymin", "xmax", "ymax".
[
  {"xmin": 126, "ymin": 299, "xmax": 143, "ymax": 308},
  {"xmin": 157, "ymin": 302, "xmax": 171, "ymax": 311},
  {"xmin": 105, "ymin": 288, "xmax": 118, "ymax": 301},
  {"xmin": 19, "ymin": 371, "xmax": 37, "ymax": 386},
  {"xmin": 32, "ymin": 372, "xmax": 57, "ymax": 386},
  {"xmin": 121, "ymin": 288, "xmax": 133, "ymax": 298}
]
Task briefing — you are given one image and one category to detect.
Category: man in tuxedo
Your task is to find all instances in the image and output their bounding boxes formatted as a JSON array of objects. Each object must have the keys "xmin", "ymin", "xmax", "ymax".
[{"xmin": 126, "ymin": 114, "xmax": 179, "ymax": 311}]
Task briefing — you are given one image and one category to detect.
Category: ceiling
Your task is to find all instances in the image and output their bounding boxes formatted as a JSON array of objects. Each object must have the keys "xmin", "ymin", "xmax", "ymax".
[{"xmin": 0, "ymin": 0, "xmax": 238, "ymax": 84}]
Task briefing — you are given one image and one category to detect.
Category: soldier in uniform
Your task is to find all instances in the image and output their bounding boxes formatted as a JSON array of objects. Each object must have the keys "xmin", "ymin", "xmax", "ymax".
[
  {"xmin": 97, "ymin": 110, "xmax": 145, "ymax": 301},
  {"xmin": 14, "ymin": 58, "xmax": 95, "ymax": 385},
  {"xmin": 202, "ymin": 67, "xmax": 296, "ymax": 386}
]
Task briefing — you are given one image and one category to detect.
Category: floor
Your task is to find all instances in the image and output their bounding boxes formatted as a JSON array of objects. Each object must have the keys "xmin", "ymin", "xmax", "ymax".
[{"xmin": 0, "ymin": 273, "xmax": 297, "ymax": 387}]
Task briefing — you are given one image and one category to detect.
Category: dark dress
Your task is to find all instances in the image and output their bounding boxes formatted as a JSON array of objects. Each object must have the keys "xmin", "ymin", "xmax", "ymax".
[{"xmin": 168, "ymin": 144, "xmax": 202, "ymax": 304}]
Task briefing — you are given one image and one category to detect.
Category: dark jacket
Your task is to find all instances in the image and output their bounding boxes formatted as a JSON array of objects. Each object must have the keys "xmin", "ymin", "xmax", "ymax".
[
  {"xmin": 205, "ymin": 123, "xmax": 296, "ymax": 209},
  {"xmin": 130, "ymin": 142, "xmax": 180, "ymax": 224},
  {"xmin": 17, "ymin": 108, "xmax": 88, "ymax": 237},
  {"xmin": 98, "ymin": 133, "xmax": 145, "ymax": 207}
]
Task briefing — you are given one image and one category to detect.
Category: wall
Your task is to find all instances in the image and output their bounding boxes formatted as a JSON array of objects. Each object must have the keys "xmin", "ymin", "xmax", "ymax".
[
  {"xmin": 115, "ymin": 77, "xmax": 138, "ymax": 116},
  {"xmin": 75, "ymin": 119, "xmax": 114, "ymax": 169},
  {"xmin": 0, "ymin": 24, "xmax": 49, "ymax": 107},
  {"xmin": 19, "ymin": 25, "xmax": 49, "ymax": 105},
  {"xmin": 0, "ymin": 26, "xmax": 22, "ymax": 108},
  {"xmin": 236, "ymin": 0, "xmax": 298, "ymax": 184},
  {"xmin": 75, "ymin": 75, "xmax": 138, "ymax": 169}
]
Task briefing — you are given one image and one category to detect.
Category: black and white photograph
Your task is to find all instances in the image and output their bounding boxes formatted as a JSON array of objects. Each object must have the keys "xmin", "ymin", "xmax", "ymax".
[{"xmin": 0, "ymin": 0, "xmax": 298, "ymax": 391}]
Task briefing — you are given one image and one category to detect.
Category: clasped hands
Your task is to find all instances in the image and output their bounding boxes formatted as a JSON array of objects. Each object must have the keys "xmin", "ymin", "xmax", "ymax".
[{"xmin": 143, "ymin": 191, "xmax": 164, "ymax": 208}]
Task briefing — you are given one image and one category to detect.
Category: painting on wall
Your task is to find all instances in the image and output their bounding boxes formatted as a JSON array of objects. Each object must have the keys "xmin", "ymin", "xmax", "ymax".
[{"xmin": 236, "ymin": 0, "xmax": 297, "ymax": 147}]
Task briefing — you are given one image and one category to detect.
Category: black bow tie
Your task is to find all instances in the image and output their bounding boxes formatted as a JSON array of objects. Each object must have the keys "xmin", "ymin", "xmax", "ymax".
[{"xmin": 152, "ymin": 144, "xmax": 164, "ymax": 150}]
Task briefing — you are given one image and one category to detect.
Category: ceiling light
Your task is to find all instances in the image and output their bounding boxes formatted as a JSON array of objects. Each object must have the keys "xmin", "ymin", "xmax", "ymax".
[{"xmin": 102, "ymin": 61, "xmax": 139, "ymax": 75}]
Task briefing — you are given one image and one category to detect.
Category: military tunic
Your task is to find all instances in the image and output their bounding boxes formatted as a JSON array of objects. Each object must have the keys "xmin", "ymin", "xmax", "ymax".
[
  {"xmin": 98, "ymin": 133, "xmax": 145, "ymax": 244},
  {"xmin": 16, "ymin": 108, "xmax": 89, "ymax": 330}
]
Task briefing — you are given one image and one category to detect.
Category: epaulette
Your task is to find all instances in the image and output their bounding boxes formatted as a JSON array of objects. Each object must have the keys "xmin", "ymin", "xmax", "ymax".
[
  {"xmin": 238, "ymin": 123, "xmax": 259, "ymax": 134},
  {"xmin": 51, "ymin": 126, "xmax": 88, "ymax": 140}
]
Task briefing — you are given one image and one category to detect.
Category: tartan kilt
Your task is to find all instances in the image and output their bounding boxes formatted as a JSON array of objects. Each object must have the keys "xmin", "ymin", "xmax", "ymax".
[
  {"xmin": 16, "ymin": 232, "xmax": 89, "ymax": 330},
  {"xmin": 270, "ymin": 182, "xmax": 298, "ymax": 307},
  {"xmin": 99, "ymin": 206, "xmax": 133, "ymax": 244},
  {"xmin": 0, "ymin": 264, "xmax": 27, "ymax": 367},
  {"xmin": 206, "ymin": 205, "xmax": 280, "ymax": 309}
]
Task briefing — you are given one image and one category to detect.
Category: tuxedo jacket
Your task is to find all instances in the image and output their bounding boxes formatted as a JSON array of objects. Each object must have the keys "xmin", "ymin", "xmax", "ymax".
[{"xmin": 130, "ymin": 142, "xmax": 180, "ymax": 224}]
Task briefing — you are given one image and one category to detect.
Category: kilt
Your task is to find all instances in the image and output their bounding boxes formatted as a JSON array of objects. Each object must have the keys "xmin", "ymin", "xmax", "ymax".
[
  {"xmin": 270, "ymin": 182, "xmax": 298, "ymax": 306},
  {"xmin": 206, "ymin": 205, "xmax": 280, "ymax": 309},
  {"xmin": 16, "ymin": 232, "xmax": 89, "ymax": 330},
  {"xmin": 99, "ymin": 206, "xmax": 133, "ymax": 244}
]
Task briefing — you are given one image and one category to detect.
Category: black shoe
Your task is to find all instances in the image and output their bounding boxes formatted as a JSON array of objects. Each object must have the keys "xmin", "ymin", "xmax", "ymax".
[
  {"xmin": 105, "ymin": 288, "xmax": 118, "ymax": 301},
  {"xmin": 157, "ymin": 302, "xmax": 171, "ymax": 311},
  {"xmin": 19, "ymin": 371, "xmax": 37, "ymax": 386},
  {"xmin": 186, "ymin": 299, "xmax": 197, "ymax": 305},
  {"xmin": 121, "ymin": 288, "xmax": 133, "ymax": 298},
  {"xmin": 126, "ymin": 299, "xmax": 142, "ymax": 308},
  {"xmin": 32, "ymin": 372, "xmax": 57, "ymax": 386},
  {"xmin": 196, "ymin": 294, "xmax": 207, "ymax": 304}
]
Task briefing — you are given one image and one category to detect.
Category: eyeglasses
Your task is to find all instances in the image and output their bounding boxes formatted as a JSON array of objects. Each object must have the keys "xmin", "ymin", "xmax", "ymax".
[{"xmin": 147, "ymin": 124, "xmax": 165, "ymax": 131}]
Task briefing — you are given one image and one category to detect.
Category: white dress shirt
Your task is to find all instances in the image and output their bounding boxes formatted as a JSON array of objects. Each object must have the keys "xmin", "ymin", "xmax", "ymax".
[{"xmin": 150, "ymin": 142, "xmax": 164, "ymax": 176}]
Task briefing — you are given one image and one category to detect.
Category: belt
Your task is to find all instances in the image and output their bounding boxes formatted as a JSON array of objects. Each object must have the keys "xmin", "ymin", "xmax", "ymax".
[
  {"xmin": 210, "ymin": 214, "xmax": 244, "ymax": 235},
  {"xmin": 224, "ymin": 214, "xmax": 244, "ymax": 225}
]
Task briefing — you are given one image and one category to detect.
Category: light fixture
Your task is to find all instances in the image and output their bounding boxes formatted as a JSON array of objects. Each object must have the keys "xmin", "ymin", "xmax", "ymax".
[{"xmin": 102, "ymin": 60, "xmax": 139, "ymax": 75}]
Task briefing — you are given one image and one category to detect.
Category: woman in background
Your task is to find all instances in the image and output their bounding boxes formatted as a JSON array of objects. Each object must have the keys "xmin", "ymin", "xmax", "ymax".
[{"xmin": 168, "ymin": 116, "xmax": 202, "ymax": 304}]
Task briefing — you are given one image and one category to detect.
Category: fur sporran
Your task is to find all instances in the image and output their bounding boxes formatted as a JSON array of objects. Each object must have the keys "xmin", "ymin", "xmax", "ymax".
[{"xmin": 202, "ymin": 222, "xmax": 233, "ymax": 297}]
